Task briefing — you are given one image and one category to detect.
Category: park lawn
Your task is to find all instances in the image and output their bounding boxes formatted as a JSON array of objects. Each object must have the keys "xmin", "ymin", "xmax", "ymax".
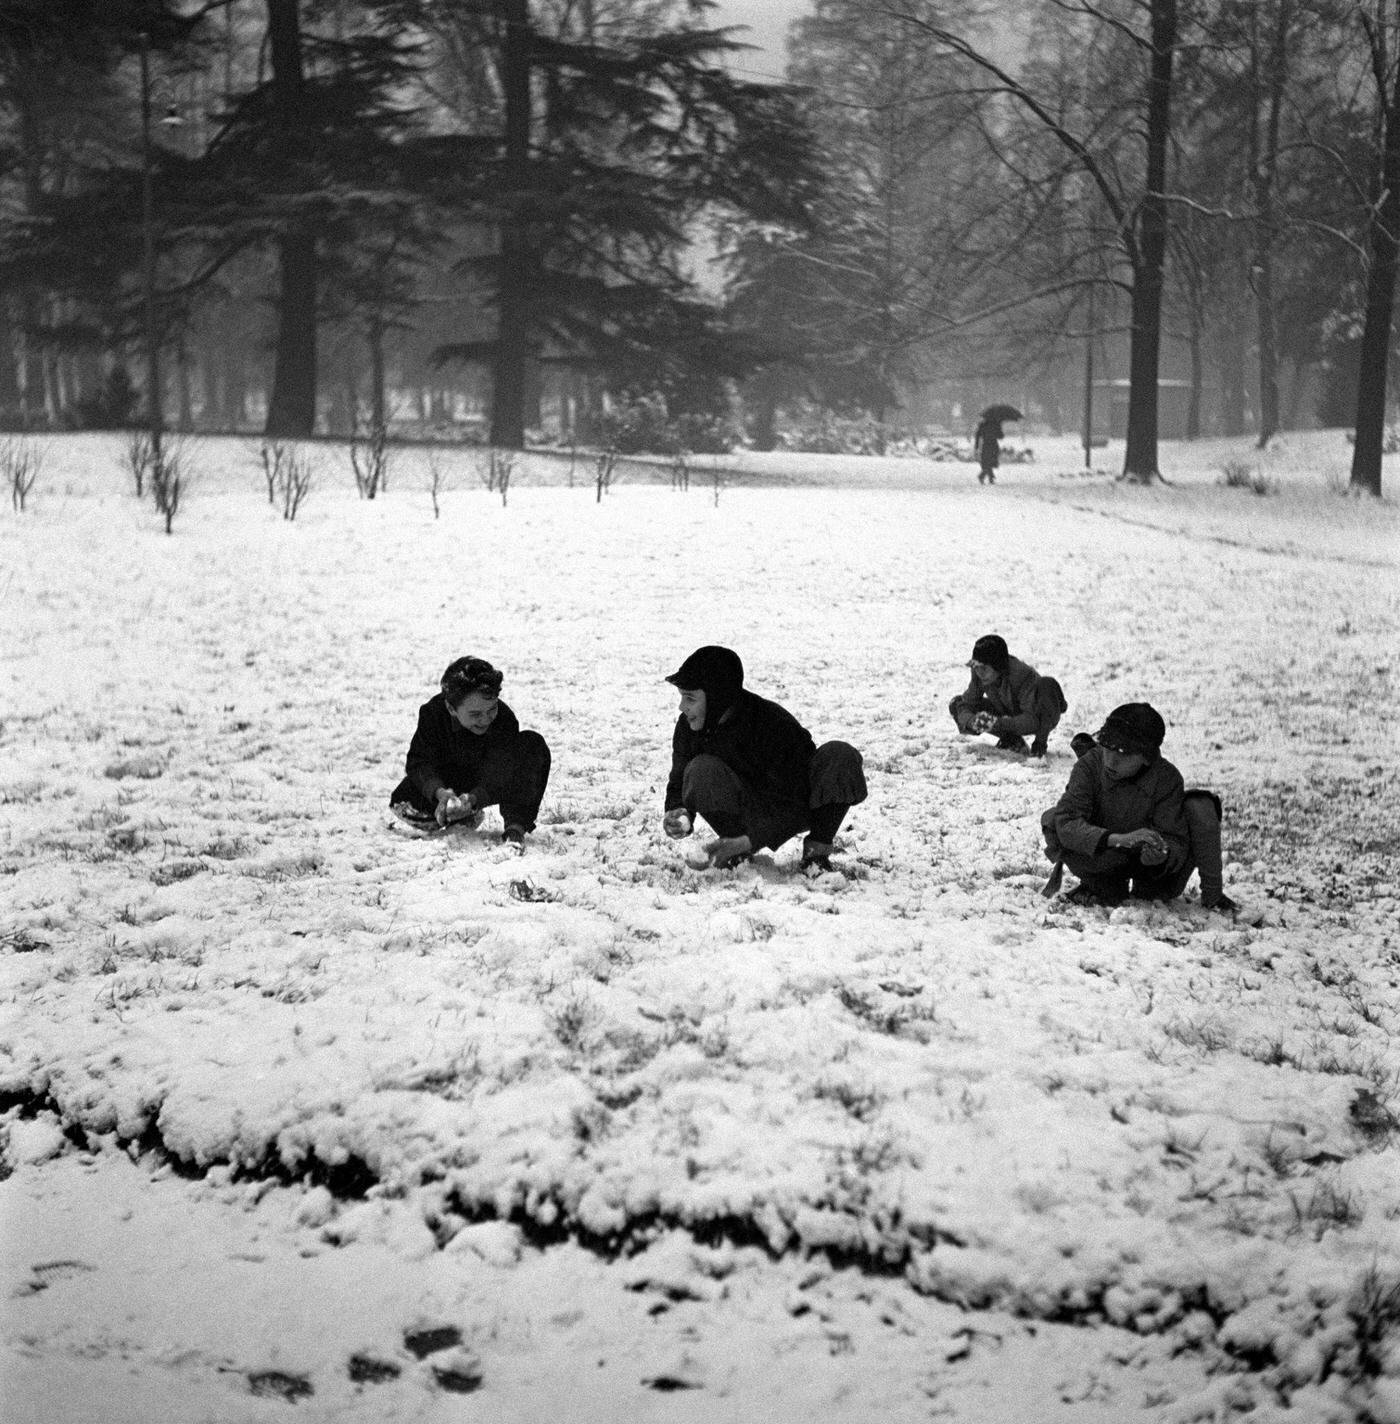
[{"xmin": 1, "ymin": 429, "xmax": 1398, "ymax": 1423}]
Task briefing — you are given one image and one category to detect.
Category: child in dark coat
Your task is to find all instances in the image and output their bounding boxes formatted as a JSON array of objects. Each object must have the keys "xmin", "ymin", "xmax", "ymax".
[
  {"xmin": 949, "ymin": 633, "xmax": 1067, "ymax": 756},
  {"xmin": 389, "ymin": 656, "xmax": 551, "ymax": 845},
  {"xmin": 661, "ymin": 645, "xmax": 867, "ymax": 874},
  {"xmin": 1041, "ymin": 701, "xmax": 1237, "ymax": 911}
]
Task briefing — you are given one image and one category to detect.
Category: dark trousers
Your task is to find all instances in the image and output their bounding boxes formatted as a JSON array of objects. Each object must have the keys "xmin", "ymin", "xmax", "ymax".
[
  {"xmin": 390, "ymin": 730, "xmax": 551, "ymax": 832},
  {"xmin": 948, "ymin": 676, "xmax": 1066, "ymax": 754},
  {"xmin": 1041, "ymin": 790, "xmax": 1222, "ymax": 902},
  {"xmin": 681, "ymin": 741, "xmax": 867, "ymax": 851},
  {"xmin": 1029, "ymin": 678, "xmax": 1067, "ymax": 754}
]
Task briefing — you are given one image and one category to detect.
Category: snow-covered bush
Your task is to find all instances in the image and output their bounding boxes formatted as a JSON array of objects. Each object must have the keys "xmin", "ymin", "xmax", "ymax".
[{"xmin": 599, "ymin": 394, "xmax": 737, "ymax": 455}]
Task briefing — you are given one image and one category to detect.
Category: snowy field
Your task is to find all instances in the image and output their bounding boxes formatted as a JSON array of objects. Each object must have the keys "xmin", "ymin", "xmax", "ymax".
[{"xmin": 1, "ymin": 429, "xmax": 1397, "ymax": 1423}]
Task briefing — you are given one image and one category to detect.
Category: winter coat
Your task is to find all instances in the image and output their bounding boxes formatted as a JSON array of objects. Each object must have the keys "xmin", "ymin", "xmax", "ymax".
[
  {"xmin": 974, "ymin": 419, "xmax": 1001, "ymax": 469},
  {"xmin": 665, "ymin": 690, "xmax": 816, "ymax": 820},
  {"xmin": 950, "ymin": 655, "xmax": 1059, "ymax": 738},
  {"xmin": 1047, "ymin": 746, "xmax": 1189, "ymax": 870},
  {"xmin": 402, "ymin": 695, "xmax": 524, "ymax": 805}
]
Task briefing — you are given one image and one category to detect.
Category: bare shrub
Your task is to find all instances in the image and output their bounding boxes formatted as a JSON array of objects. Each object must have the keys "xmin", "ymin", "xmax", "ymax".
[
  {"xmin": 475, "ymin": 446, "xmax": 497, "ymax": 493},
  {"xmin": 424, "ymin": 448, "xmax": 450, "ymax": 519},
  {"xmin": 594, "ymin": 445, "xmax": 617, "ymax": 503},
  {"xmin": 492, "ymin": 448, "xmax": 514, "ymax": 507},
  {"xmin": 150, "ymin": 439, "xmax": 192, "ymax": 535},
  {"xmin": 1162, "ymin": 1016, "xmax": 1232, "ymax": 1052},
  {"xmin": 670, "ymin": 447, "xmax": 690, "ymax": 492},
  {"xmin": 550, "ymin": 990, "xmax": 595, "ymax": 1051},
  {"xmin": 1220, "ymin": 458, "xmax": 1274, "ymax": 496},
  {"xmin": 1345, "ymin": 1266, "xmax": 1400, "ymax": 1383},
  {"xmin": 125, "ymin": 430, "xmax": 155, "ymax": 498},
  {"xmin": 1288, "ymin": 1180, "xmax": 1362, "ymax": 1236},
  {"xmin": 349, "ymin": 419, "xmax": 391, "ymax": 499},
  {"xmin": 257, "ymin": 441, "xmax": 280, "ymax": 505},
  {"xmin": 2, "ymin": 437, "xmax": 42, "ymax": 511},
  {"xmin": 474, "ymin": 447, "xmax": 515, "ymax": 506},
  {"xmin": 259, "ymin": 440, "xmax": 313, "ymax": 522}
]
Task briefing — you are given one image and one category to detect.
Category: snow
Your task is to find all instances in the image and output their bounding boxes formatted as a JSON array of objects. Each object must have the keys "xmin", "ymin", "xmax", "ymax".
[{"xmin": 1, "ymin": 429, "xmax": 1397, "ymax": 1421}]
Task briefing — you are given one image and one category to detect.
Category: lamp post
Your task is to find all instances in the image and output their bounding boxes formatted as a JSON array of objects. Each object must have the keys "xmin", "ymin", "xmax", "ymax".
[{"xmin": 138, "ymin": 31, "xmax": 163, "ymax": 461}]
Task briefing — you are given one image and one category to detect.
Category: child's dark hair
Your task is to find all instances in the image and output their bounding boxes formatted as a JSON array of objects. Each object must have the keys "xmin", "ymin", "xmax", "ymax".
[{"xmin": 440, "ymin": 656, "xmax": 503, "ymax": 707}]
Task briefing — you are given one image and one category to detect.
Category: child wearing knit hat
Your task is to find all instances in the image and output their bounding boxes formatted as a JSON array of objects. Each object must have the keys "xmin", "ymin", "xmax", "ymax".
[
  {"xmin": 948, "ymin": 633, "xmax": 1068, "ymax": 757},
  {"xmin": 1040, "ymin": 701, "xmax": 1239, "ymax": 912}
]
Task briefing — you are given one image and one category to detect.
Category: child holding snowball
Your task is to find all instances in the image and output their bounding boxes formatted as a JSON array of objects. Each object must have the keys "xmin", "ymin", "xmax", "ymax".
[
  {"xmin": 660, "ymin": 644, "xmax": 867, "ymax": 875},
  {"xmin": 1040, "ymin": 701, "xmax": 1238, "ymax": 913},
  {"xmin": 389, "ymin": 656, "xmax": 551, "ymax": 847}
]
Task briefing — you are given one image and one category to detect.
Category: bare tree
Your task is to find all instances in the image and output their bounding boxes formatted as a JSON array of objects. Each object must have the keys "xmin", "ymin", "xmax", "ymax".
[
  {"xmin": 594, "ymin": 445, "xmax": 617, "ymax": 503},
  {"xmin": 349, "ymin": 417, "xmax": 392, "ymax": 499},
  {"xmin": 491, "ymin": 447, "xmax": 513, "ymax": 507},
  {"xmin": 670, "ymin": 446, "xmax": 690, "ymax": 492},
  {"xmin": 887, "ymin": 0, "xmax": 1181, "ymax": 481},
  {"xmin": 2, "ymin": 437, "xmax": 42, "ymax": 511},
  {"xmin": 259, "ymin": 439, "xmax": 313, "ymax": 521},
  {"xmin": 125, "ymin": 430, "xmax": 154, "ymax": 498},
  {"xmin": 424, "ymin": 447, "xmax": 450, "ymax": 518},
  {"xmin": 150, "ymin": 438, "xmax": 190, "ymax": 534}
]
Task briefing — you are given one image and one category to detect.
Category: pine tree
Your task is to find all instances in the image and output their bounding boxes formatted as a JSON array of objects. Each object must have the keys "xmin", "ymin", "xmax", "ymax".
[
  {"xmin": 424, "ymin": 0, "xmax": 822, "ymax": 450},
  {"xmin": 196, "ymin": 1, "xmax": 432, "ymax": 438},
  {"xmin": 0, "ymin": 0, "xmax": 197, "ymax": 424}
]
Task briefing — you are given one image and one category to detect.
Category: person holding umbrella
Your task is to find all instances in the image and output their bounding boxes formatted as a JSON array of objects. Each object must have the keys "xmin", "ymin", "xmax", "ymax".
[{"xmin": 973, "ymin": 403, "xmax": 1021, "ymax": 484}]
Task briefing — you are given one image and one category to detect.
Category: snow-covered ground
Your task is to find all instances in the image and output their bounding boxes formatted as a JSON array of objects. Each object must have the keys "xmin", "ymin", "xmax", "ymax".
[{"xmin": 2, "ymin": 429, "xmax": 1397, "ymax": 1423}]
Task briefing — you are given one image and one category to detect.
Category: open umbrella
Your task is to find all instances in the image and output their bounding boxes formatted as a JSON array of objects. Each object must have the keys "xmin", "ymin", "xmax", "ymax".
[{"xmin": 980, "ymin": 403, "xmax": 1023, "ymax": 424}]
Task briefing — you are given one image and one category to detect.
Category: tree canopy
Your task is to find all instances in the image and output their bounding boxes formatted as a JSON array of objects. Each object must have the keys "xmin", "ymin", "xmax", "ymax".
[{"xmin": 0, "ymin": 0, "xmax": 1394, "ymax": 490}]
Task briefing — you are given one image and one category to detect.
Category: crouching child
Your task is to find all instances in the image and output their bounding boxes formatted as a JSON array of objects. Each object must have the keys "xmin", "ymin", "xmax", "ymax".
[
  {"xmin": 1040, "ymin": 701, "xmax": 1238, "ymax": 912},
  {"xmin": 949, "ymin": 633, "xmax": 1067, "ymax": 756},
  {"xmin": 389, "ymin": 655, "xmax": 551, "ymax": 847},
  {"xmin": 661, "ymin": 645, "xmax": 867, "ymax": 874}
]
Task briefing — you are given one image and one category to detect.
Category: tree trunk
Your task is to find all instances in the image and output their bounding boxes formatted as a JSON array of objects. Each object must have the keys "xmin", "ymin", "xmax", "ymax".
[
  {"xmin": 263, "ymin": 0, "xmax": 318, "ymax": 438},
  {"xmin": 490, "ymin": 0, "xmax": 532, "ymax": 450},
  {"xmin": 752, "ymin": 403, "xmax": 778, "ymax": 450},
  {"xmin": 41, "ymin": 343, "xmax": 58, "ymax": 427},
  {"xmin": 1284, "ymin": 358, "xmax": 1308, "ymax": 427},
  {"xmin": 1121, "ymin": 0, "xmax": 1177, "ymax": 481},
  {"xmin": 1220, "ymin": 302, "xmax": 1247, "ymax": 434},
  {"xmin": 176, "ymin": 331, "xmax": 194, "ymax": 430},
  {"xmin": 369, "ymin": 320, "xmax": 386, "ymax": 432},
  {"xmin": 1187, "ymin": 315, "xmax": 1202, "ymax": 440},
  {"xmin": 1255, "ymin": 258, "xmax": 1280, "ymax": 447},
  {"xmin": 0, "ymin": 301, "xmax": 20, "ymax": 416},
  {"xmin": 1350, "ymin": 36, "xmax": 1400, "ymax": 496},
  {"xmin": 1252, "ymin": 0, "xmax": 1289, "ymax": 450},
  {"xmin": 266, "ymin": 233, "xmax": 318, "ymax": 435}
]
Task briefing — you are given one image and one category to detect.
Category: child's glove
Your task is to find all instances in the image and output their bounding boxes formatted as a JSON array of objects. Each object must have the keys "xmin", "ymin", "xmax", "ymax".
[
  {"xmin": 971, "ymin": 711, "xmax": 998, "ymax": 734},
  {"xmin": 1114, "ymin": 827, "xmax": 1169, "ymax": 863},
  {"xmin": 663, "ymin": 808, "xmax": 692, "ymax": 839},
  {"xmin": 436, "ymin": 789, "xmax": 477, "ymax": 826}
]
